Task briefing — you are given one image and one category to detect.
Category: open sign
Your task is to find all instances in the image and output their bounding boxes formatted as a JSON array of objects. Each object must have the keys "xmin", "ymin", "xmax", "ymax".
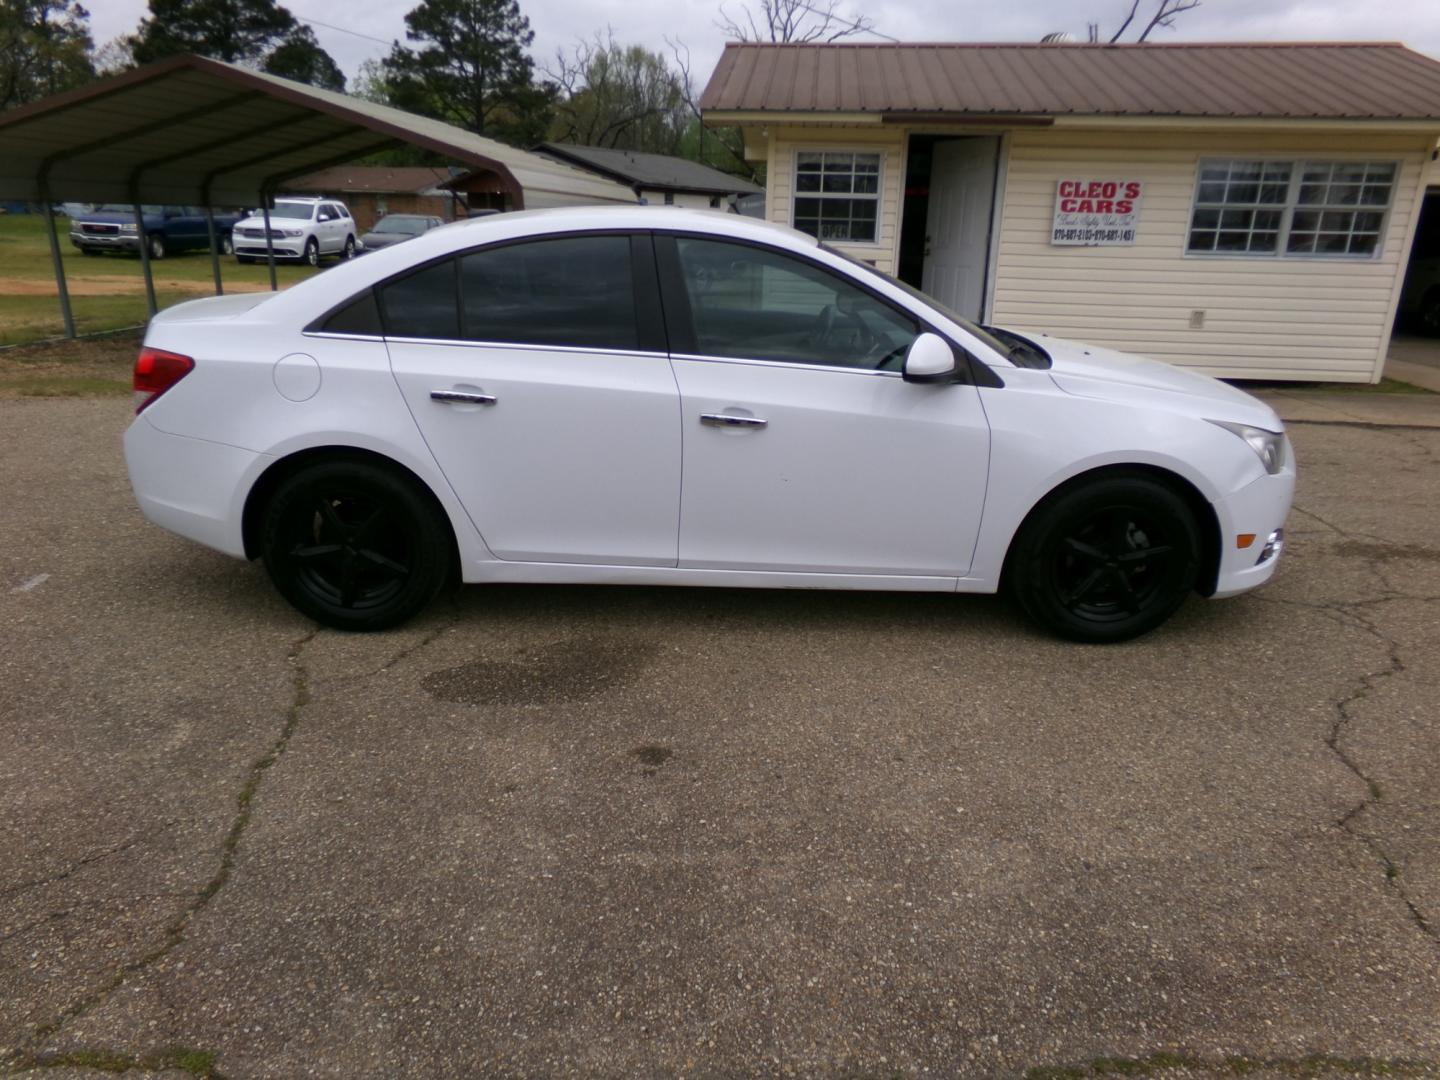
[{"xmin": 1052, "ymin": 179, "xmax": 1143, "ymax": 246}]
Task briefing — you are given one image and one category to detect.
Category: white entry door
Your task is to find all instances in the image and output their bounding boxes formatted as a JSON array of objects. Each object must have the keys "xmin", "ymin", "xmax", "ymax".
[{"xmin": 921, "ymin": 137, "xmax": 999, "ymax": 321}]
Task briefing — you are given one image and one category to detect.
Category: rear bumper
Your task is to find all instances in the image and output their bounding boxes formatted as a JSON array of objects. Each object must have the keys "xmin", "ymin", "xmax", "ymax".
[
  {"xmin": 1208, "ymin": 447, "xmax": 1297, "ymax": 599},
  {"xmin": 124, "ymin": 416, "xmax": 268, "ymax": 559}
]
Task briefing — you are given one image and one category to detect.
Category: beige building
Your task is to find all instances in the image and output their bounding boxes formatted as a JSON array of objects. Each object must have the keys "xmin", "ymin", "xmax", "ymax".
[{"xmin": 700, "ymin": 42, "xmax": 1440, "ymax": 382}]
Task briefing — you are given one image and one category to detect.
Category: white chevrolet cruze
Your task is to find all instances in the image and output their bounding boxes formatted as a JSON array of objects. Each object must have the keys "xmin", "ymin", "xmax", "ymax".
[{"xmin": 124, "ymin": 207, "xmax": 1294, "ymax": 642}]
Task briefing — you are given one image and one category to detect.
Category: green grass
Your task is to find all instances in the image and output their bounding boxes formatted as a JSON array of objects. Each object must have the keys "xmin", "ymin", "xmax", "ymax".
[{"xmin": 0, "ymin": 212, "xmax": 321, "ymax": 345}]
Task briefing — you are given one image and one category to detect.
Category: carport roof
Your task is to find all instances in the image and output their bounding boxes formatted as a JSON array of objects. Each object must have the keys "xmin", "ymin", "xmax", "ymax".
[{"xmin": 0, "ymin": 53, "xmax": 633, "ymax": 209}]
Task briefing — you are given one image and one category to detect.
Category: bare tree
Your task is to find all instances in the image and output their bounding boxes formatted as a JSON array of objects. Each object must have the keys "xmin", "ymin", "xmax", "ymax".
[
  {"xmin": 667, "ymin": 36, "xmax": 760, "ymax": 182},
  {"xmin": 1087, "ymin": 0, "xmax": 1201, "ymax": 43},
  {"xmin": 546, "ymin": 30, "xmax": 689, "ymax": 152},
  {"xmin": 715, "ymin": 0, "xmax": 876, "ymax": 44}
]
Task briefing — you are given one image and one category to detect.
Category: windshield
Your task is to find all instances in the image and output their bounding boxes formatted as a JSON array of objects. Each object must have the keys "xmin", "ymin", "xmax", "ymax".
[
  {"xmin": 96, "ymin": 204, "xmax": 163, "ymax": 214},
  {"xmin": 374, "ymin": 216, "xmax": 428, "ymax": 235},
  {"xmin": 268, "ymin": 203, "xmax": 315, "ymax": 220},
  {"xmin": 818, "ymin": 243, "xmax": 1015, "ymax": 361}
]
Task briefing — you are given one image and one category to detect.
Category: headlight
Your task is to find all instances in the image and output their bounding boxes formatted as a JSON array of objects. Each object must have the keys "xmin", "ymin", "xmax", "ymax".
[
  {"xmin": 283, "ymin": 229, "xmax": 304, "ymax": 237},
  {"xmin": 1207, "ymin": 420, "xmax": 1286, "ymax": 475},
  {"xmin": 120, "ymin": 223, "xmax": 138, "ymax": 233}
]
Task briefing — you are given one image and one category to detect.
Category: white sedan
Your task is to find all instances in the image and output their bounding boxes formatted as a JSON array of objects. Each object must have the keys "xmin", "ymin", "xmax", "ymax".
[{"xmin": 124, "ymin": 207, "xmax": 1293, "ymax": 642}]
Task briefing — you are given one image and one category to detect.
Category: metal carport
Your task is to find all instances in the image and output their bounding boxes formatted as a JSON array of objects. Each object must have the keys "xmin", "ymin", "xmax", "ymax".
[{"xmin": 0, "ymin": 53, "xmax": 635, "ymax": 337}]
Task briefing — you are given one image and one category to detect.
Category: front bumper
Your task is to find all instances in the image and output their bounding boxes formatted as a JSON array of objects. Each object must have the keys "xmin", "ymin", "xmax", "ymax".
[
  {"xmin": 234, "ymin": 240, "xmax": 305, "ymax": 258},
  {"xmin": 1208, "ymin": 443, "xmax": 1297, "ymax": 599},
  {"xmin": 70, "ymin": 231, "xmax": 139, "ymax": 252}
]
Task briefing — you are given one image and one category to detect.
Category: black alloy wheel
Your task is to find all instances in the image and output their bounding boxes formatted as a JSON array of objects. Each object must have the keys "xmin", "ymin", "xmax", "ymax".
[
  {"xmin": 1009, "ymin": 475, "xmax": 1200, "ymax": 643},
  {"xmin": 261, "ymin": 460, "xmax": 451, "ymax": 631}
]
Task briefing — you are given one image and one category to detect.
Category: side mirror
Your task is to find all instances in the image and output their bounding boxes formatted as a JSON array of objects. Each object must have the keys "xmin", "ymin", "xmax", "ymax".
[{"xmin": 902, "ymin": 332, "xmax": 959, "ymax": 384}]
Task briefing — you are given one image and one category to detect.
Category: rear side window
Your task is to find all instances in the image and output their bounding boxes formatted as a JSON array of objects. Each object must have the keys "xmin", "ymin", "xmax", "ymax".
[
  {"xmin": 380, "ymin": 259, "xmax": 460, "ymax": 339},
  {"xmin": 459, "ymin": 235, "xmax": 638, "ymax": 351},
  {"xmin": 321, "ymin": 290, "xmax": 383, "ymax": 336}
]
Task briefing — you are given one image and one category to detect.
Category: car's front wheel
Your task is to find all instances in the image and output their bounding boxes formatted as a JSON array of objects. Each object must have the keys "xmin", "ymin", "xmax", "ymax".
[
  {"xmin": 303, "ymin": 237, "xmax": 319, "ymax": 267},
  {"xmin": 1008, "ymin": 474, "xmax": 1200, "ymax": 643},
  {"xmin": 260, "ymin": 460, "xmax": 451, "ymax": 631},
  {"xmin": 147, "ymin": 235, "xmax": 165, "ymax": 260},
  {"xmin": 219, "ymin": 234, "xmax": 234, "ymax": 256},
  {"xmin": 342, "ymin": 234, "xmax": 356, "ymax": 259}
]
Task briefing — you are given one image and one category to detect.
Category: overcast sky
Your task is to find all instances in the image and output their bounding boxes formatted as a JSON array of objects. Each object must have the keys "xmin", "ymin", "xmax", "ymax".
[{"xmin": 89, "ymin": 0, "xmax": 1440, "ymax": 92}]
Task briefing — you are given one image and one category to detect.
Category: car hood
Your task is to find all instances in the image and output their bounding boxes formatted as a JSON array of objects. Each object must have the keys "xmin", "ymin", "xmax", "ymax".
[
  {"xmin": 361, "ymin": 232, "xmax": 408, "ymax": 247},
  {"xmin": 1017, "ymin": 332, "xmax": 1283, "ymax": 430}
]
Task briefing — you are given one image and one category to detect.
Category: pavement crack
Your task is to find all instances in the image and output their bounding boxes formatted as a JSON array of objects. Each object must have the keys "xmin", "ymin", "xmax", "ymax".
[
  {"xmin": 1320, "ymin": 605, "xmax": 1436, "ymax": 944},
  {"xmin": 4, "ymin": 627, "xmax": 319, "ymax": 1065},
  {"xmin": 0, "ymin": 830, "xmax": 168, "ymax": 901}
]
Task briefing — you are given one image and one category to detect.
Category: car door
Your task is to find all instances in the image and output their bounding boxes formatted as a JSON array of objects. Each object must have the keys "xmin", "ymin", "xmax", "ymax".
[
  {"xmin": 659, "ymin": 234, "xmax": 991, "ymax": 577},
  {"xmin": 385, "ymin": 232, "xmax": 682, "ymax": 566},
  {"xmin": 314, "ymin": 203, "xmax": 338, "ymax": 252}
]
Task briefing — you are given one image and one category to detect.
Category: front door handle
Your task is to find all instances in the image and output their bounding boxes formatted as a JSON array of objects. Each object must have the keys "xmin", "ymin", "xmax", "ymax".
[
  {"xmin": 700, "ymin": 413, "xmax": 767, "ymax": 428},
  {"xmin": 431, "ymin": 389, "xmax": 496, "ymax": 405}
]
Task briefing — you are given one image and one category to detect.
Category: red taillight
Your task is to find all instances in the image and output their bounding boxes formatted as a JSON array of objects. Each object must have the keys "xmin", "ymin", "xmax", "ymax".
[{"xmin": 133, "ymin": 347, "xmax": 194, "ymax": 413}]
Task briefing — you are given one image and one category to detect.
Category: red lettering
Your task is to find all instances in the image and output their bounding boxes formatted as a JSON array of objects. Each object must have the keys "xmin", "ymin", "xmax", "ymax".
[
  {"xmin": 1124, "ymin": 182, "xmax": 1141, "ymax": 199},
  {"xmin": 1060, "ymin": 198, "xmax": 1078, "ymax": 212},
  {"xmin": 1115, "ymin": 199, "xmax": 1133, "ymax": 215},
  {"xmin": 1059, "ymin": 181, "xmax": 1077, "ymax": 198},
  {"xmin": 1076, "ymin": 198, "xmax": 1095, "ymax": 213},
  {"xmin": 1102, "ymin": 182, "xmax": 1118, "ymax": 199},
  {"xmin": 1095, "ymin": 199, "xmax": 1114, "ymax": 214}
]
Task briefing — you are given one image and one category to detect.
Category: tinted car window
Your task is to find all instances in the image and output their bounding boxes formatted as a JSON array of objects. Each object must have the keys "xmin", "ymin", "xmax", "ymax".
[
  {"xmin": 380, "ymin": 259, "xmax": 460, "ymax": 339},
  {"xmin": 322, "ymin": 290, "xmax": 383, "ymax": 336},
  {"xmin": 674, "ymin": 237, "xmax": 917, "ymax": 369},
  {"xmin": 459, "ymin": 235, "xmax": 638, "ymax": 351}
]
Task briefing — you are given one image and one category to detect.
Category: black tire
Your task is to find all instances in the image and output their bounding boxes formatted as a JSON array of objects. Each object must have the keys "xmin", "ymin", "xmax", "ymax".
[
  {"xmin": 261, "ymin": 460, "xmax": 451, "ymax": 631},
  {"xmin": 342, "ymin": 234, "xmax": 356, "ymax": 259},
  {"xmin": 1008, "ymin": 474, "xmax": 1201, "ymax": 643},
  {"xmin": 219, "ymin": 234, "xmax": 234, "ymax": 256},
  {"xmin": 147, "ymin": 234, "xmax": 166, "ymax": 260},
  {"xmin": 303, "ymin": 237, "xmax": 319, "ymax": 267}
]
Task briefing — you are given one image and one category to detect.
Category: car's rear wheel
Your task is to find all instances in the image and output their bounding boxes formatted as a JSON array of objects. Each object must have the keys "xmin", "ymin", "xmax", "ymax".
[
  {"xmin": 1008, "ymin": 475, "xmax": 1200, "ymax": 643},
  {"xmin": 147, "ymin": 235, "xmax": 165, "ymax": 260},
  {"xmin": 261, "ymin": 460, "xmax": 451, "ymax": 631},
  {"xmin": 303, "ymin": 237, "xmax": 319, "ymax": 267}
]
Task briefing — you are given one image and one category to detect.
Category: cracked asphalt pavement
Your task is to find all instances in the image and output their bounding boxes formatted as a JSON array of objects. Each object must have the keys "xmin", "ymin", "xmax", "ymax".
[{"xmin": 1, "ymin": 393, "xmax": 1438, "ymax": 1078}]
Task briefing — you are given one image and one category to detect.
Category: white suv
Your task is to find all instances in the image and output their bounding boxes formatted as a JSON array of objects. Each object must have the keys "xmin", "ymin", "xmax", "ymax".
[{"xmin": 232, "ymin": 197, "xmax": 357, "ymax": 266}]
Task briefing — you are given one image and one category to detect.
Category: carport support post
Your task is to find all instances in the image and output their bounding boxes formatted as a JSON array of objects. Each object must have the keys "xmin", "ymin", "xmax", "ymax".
[
  {"xmin": 132, "ymin": 202, "xmax": 158, "ymax": 318},
  {"xmin": 38, "ymin": 181, "xmax": 76, "ymax": 339},
  {"xmin": 203, "ymin": 205, "xmax": 223, "ymax": 296},
  {"xmin": 260, "ymin": 193, "xmax": 278, "ymax": 291}
]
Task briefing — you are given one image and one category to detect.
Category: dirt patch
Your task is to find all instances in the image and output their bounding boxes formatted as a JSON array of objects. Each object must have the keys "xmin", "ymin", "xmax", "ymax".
[
  {"xmin": 0, "ymin": 332, "xmax": 139, "ymax": 398},
  {"xmin": 0, "ymin": 275, "xmax": 271, "ymax": 297}
]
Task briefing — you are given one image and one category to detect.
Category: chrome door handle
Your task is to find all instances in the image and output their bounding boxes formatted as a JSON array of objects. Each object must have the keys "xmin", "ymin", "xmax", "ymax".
[
  {"xmin": 430, "ymin": 390, "xmax": 495, "ymax": 405},
  {"xmin": 700, "ymin": 413, "xmax": 767, "ymax": 428}
]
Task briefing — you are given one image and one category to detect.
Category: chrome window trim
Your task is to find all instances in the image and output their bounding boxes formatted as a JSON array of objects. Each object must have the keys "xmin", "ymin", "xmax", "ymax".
[
  {"xmin": 345, "ymin": 333, "xmax": 670, "ymax": 360},
  {"xmin": 669, "ymin": 351, "xmax": 903, "ymax": 378}
]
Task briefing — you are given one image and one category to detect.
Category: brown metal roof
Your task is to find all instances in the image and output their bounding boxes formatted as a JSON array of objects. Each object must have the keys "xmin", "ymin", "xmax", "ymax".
[
  {"xmin": 699, "ymin": 42, "xmax": 1440, "ymax": 120},
  {"xmin": 288, "ymin": 166, "xmax": 456, "ymax": 195}
]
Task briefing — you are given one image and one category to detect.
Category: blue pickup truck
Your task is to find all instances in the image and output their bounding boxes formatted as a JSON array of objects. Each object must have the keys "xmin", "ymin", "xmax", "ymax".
[{"xmin": 68, "ymin": 205, "xmax": 242, "ymax": 259}]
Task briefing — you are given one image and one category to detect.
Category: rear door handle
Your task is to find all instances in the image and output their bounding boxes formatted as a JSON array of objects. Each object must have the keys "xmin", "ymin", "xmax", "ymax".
[
  {"xmin": 700, "ymin": 413, "xmax": 767, "ymax": 428},
  {"xmin": 431, "ymin": 389, "xmax": 496, "ymax": 405}
]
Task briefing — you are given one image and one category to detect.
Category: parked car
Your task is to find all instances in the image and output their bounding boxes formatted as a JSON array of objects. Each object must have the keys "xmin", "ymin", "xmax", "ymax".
[
  {"xmin": 69, "ymin": 205, "xmax": 241, "ymax": 259},
  {"xmin": 359, "ymin": 214, "xmax": 444, "ymax": 251},
  {"xmin": 231, "ymin": 197, "xmax": 357, "ymax": 266},
  {"xmin": 123, "ymin": 207, "xmax": 1294, "ymax": 642}
]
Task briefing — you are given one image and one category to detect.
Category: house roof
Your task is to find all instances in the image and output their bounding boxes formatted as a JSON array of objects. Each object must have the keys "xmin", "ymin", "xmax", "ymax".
[
  {"xmin": 534, "ymin": 143, "xmax": 763, "ymax": 195},
  {"xmin": 0, "ymin": 53, "xmax": 634, "ymax": 208},
  {"xmin": 699, "ymin": 42, "xmax": 1440, "ymax": 121},
  {"xmin": 288, "ymin": 166, "xmax": 457, "ymax": 195}
]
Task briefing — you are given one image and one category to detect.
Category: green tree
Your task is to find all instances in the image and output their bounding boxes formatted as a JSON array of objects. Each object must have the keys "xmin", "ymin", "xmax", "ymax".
[
  {"xmin": 383, "ymin": 0, "xmax": 552, "ymax": 144},
  {"xmin": 128, "ymin": 0, "xmax": 345, "ymax": 91},
  {"xmin": 548, "ymin": 34, "xmax": 687, "ymax": 154},
  {"xmin": 264, "ymin": 25, "xmax": 344, "ymax": 91},
  {"xmin": 0, "ymin": 0, "xmax": 95, "ymax": 110}
]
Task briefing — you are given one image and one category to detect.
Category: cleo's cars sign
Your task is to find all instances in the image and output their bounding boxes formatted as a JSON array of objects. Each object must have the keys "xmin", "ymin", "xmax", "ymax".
[{"xmin": 1051, "ymin": 179, "xmax": 1143, "ymax": 246}]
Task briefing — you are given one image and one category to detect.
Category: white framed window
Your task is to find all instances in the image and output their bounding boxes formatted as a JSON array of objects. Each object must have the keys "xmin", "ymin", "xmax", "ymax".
[
  {"xmin": 1187, "ymin": 158, "xmax": 1396, "ymax": 258},
  {"xmin": 793, "ymin": 150, "xmax": 882, "ymax": 244}
]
